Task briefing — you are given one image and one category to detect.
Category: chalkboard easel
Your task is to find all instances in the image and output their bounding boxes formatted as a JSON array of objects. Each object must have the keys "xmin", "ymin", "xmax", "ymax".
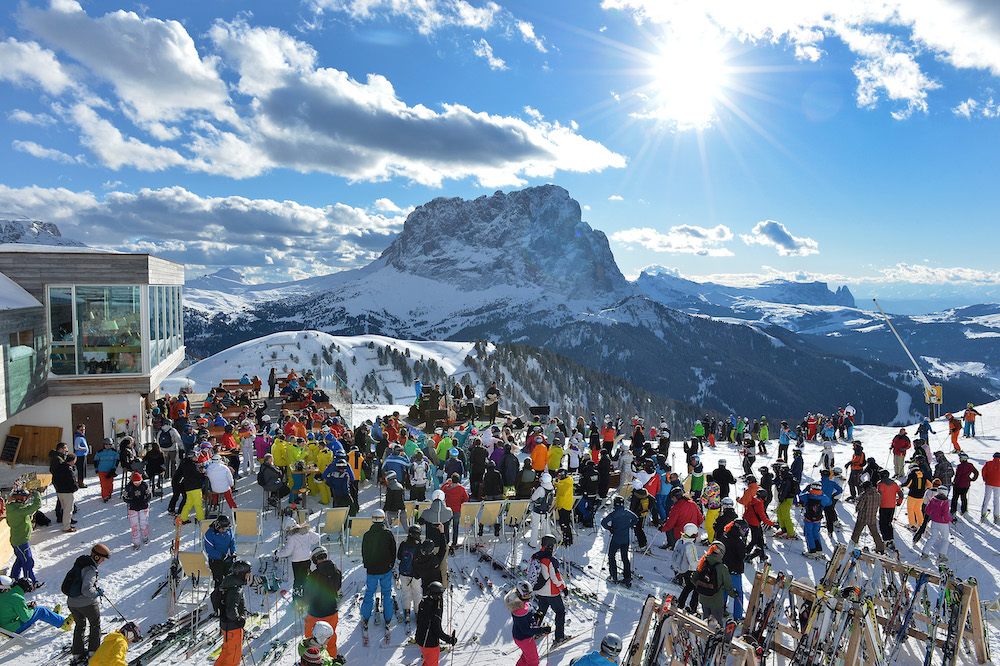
[{"xmin": 1, "ymin": 434, "xmax": 22, "ymax": 467}]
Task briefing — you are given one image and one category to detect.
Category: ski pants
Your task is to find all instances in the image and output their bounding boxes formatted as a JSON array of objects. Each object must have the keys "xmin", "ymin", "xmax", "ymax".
[
  {"xmin": 400, "ymin": 574, "xmax": 422, "ymax": 614},
  {"xmin": 98, "ymin": 471, "xmax": 115, "ymax": 500},
  {"xmin": 128, "ymin": 508, "xmax": 150, "ymax": 545},
  {"xmin": 558, "ymin": 508, "xmax": 573, "ymax": 546},
  {"xmin": 824, "ymin": 501, "xmax": 840, "ymax": 535},
  {"xmin": 777, "ymin": 500, "xmax": 795, "ymax": 537},
  {"xmin": 983, "ymin": 485, "xmax": 1000, "ymax": 519},
  {"xmin": 850, "ymin": 518, "xmax": 884, "ymax": 552},
  {"xmin": 241, "ymin": 442, "xmax": 255, "ymax": 475},
  {"xmin": 387, "ymin": 509, "xmax": 409, "ymax": 530},
  {"xmin": 777, "ymin": 443, "xmax": 789, "ymax": 461},
  {"xmin": 514, "ymin": 636, "xmax": 540, "ymax": 666},
  {"xmin": 530, "ymin": 511, "xmax": 551, "ymax": 547},
  {"xmin": 361, "ymin": 572, "xmax": 394, "ymax": 624},
  {"xmin": 893, "ymin": 454, "xmax": 906, "ymax": 478},
  {"xmin": 180, "ymin": 488, "xmax": 205, "ymax": 522},
  {"xmin": 964, "ymin": 420, "xmax": 975, "ymax": 438},
  {"xmin": 724, "ymin": 572, "xmax": 744, "ymax": 620},
  {"xmin": 655, "ymin": 495, "xmax": 669, "ymax": 525},
  {"xmin": 11, "ymin": 543, "xmax": 36, "ymax": 582},
  {"xmin": 608, "ymin": 541, "xmax": 631, "ymax": 583},
  {"xmin": 951, "ymin": 486, "xmax": 970, "ymax": 515},
  {"xmin": 678, "ymin": 571, "xmax": 699, "ymax": 612},
  {"xmin": 633, "ymin": 515, "xmax": 648, "ymax": 548},
  {"xmin": 848, "ymin": 471, "xmax": 861, "ymax": 499},
  {"xmin": 14, "ymin": 606, "xmax": 65, "ymax": 633},
  {"xmin": 747, "ymin": 525, "xmax": 766, "ymax": 561},
  {"xmin": 305, "ymin": 613, "xmax": 339, "ymax": 658},
  {"xmin": 58, "ymin": 492, "xmax": 75, "ymax": 531},
  {"xmin": 907, "ymin": 496, "xmax": 924, "ymax": 527},
  {"xmin": 847, "ymin": 425, "xmax": 854, "ymax": 440},
  {"xmin": 164, "ymin": 448, "xmax": 178, "ymax": 480},
  {"xmin": 704, "ymin": 509, "xmax": 720, "ymax": 542},
  {"xmin": 804, "ymin": 520, "xmax": 822, "ymax": 552},
  {"xmin": 70, "ymin": 602, "xmax": 100, "ymax": 656},
  {"xmin": 878, "ymin": 507, "xmax": 895, "ymax": 543},
  {"xmin": 921, "ymin": 522, "xmax": 950, "ymax": 560},
  {"xmin": 215, "ymin": 627, "xmax": 242, "ymax": 666},
  {"xmin": 535, "ymin": 594, "xmax": 566, "ymax": 641}
]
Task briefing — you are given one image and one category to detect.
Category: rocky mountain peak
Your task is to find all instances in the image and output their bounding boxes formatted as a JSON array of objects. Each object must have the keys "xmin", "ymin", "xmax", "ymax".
[{"xmin": 0, "ymin": 218, "xmax": 84, "ymax": 246}]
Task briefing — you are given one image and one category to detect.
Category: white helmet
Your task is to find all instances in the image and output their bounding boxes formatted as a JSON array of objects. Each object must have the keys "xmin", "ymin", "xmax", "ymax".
[
  {"xmin": 540, "ymin": 473, "xmax": 553, "ymax": 490},
  {"xmin": 721, "ymin": 497, "xmax": 735, "ymax": 507},
  {"xmin": 211, "ymin": 454, "xmax": 223, "ymax": 463},
  {"xmin": 431, "ymin": 489, "xmax": 445, "ymax": 502},
  {"xmin": 262, "ymin": 415, "xmax": 271, "ymax": 422},
  {"xmin": 683, "ymin": 523, "xmax": 699, "ymax": 538},
  {"xmin": 372, "ymin": 509, "xmax": 386, "ymax": 522},
  {"xmin": 601, "ymin": 633, "xmax": 623, "ymax": 657},
  {"xmin": 311, "ymin": 621, "xmax": 334, "ymax": 644}
]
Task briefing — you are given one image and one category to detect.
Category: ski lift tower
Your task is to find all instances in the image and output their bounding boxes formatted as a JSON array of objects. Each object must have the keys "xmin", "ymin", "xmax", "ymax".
[{"xmin": 873, "ymin": 298, "xmax": 943, "ymax": 421}]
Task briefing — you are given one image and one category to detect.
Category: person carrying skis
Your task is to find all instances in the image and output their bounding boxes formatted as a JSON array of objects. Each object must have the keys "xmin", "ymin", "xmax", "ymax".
[
  {"xmin": 983, "ymin": 452, "xmax": 1000, "ymax": 524},
  {"xmin": 212, "ymin": 559, "xmax": 250, "ymax": 666},
  {"xmin": 876, "ymin": 470, "xmax": 904, "ymax": 552},
  {"xmin": 360, "ymin": 509, "xmax": 396, "ymax": 640},
  {"xmin": 796, "ymin": 483, "xmax": 831, "ymax": 559},
  {"xmin": 529, "ymin": 534, "xmax": 569, "ymax": 647},
  {"xmin": 719, "ymin": 519, "xmax": 749, "ymax": 621},
  {"xmin": 601, "ymin": 496, "xmax": 638, "ymax": 587},
  {"xmin": 570, "ymin": 633, "xmax": 622, "ymax": 665},
  {"xmin": 397, "ymin": 526, "xmax": 423, "ymax": 626},
  {"xmin": 5, "ymin": 488, "xmax": 41, "ymax": 586},
  {"xmin": 901, "ymin": 464, "xmax": 928, "ymax": 529},
  {"xmin": 920, "ymin": 487, "xmax": 953, "ymax": 563},
  {"xmin": 890, "ymin": 428, "xmax": 910, "ymax": 478},
  {"xmin": 65, "ymin": 543, "xmax": 110, "ymax": 664},
  {"xmin": 303, "ymin": 549, "xmax": 344, "ymax": 663},
  {"xmin": 849, "ymin": 481, "xmax": 885, "ymax": 553},
  {"xmin": 694, "ymin": 541, "xmax": 736, "ymax": 624},
  {"xmin": 506, "ymin": 580, "xmax": 551, "ymax": 666},
  {"xmin": 89, "ymin": 621, "xmax": 142, "ymax": 666},
  {"xmin": 415, "ymin": 581, "xmax": 456, "ymax": 665},
  {"xmin": 952, "ymin": 452, "xmax": 978, "ymax": 516},
  {"xmin": 743, "ymin": 489, "xmax": 773, "ymax": 564}
]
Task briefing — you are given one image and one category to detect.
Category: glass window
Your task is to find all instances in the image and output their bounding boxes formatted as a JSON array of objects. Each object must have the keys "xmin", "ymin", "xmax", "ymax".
[
  {"xmin": 75, "ymin": 286, "xmax": 142, "ymax": 374},
  {"xmin": 49, "ymin": 287, "xmax": 76, "ymax": 375},
  {"xmin": 148, "ymin": 285, "xmax": 158, "ymax": 367}
]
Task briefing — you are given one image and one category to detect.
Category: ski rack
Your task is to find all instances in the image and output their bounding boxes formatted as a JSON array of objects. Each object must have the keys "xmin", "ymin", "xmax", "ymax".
[
  {"xmin": 743, "ymin": 551, "xmax": 988, "ymax": 665},
  {"xmin": 659, "ymin": 609, "xmax": 759, "ymax": 666}
]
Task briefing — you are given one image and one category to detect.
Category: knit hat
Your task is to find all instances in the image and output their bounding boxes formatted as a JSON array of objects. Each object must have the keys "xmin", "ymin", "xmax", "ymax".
[
  {"xmin": 300, "ymin": 646, "xmax": 324, "ymax": 665},
  {"xmin": 131, "ymin": 472, "xmax": 142, "ymax": 483}
]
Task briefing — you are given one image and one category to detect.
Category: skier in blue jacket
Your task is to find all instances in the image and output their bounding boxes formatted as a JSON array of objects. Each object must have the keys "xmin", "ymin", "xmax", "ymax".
[
  {"xmin": 570, "ymin": 633, "xmax": 622, "ymax": 665},
  {"xmin": 600, "ymin": 496, "xmax": 638, "ymax": 587},
  {"xmin": 796, "ymin": 483, "xmax": 832, "ymax": 559},
  {"xmin": 203, "ymin": 515, "xmax": 236, "ymax": 584}
]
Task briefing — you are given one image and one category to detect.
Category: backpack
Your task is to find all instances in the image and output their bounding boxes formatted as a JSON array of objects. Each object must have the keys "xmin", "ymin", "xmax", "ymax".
[
  {"xmin": 532, "ymin": 489, "xmax": 554, "ymax": 514},
  {"xmin": 61, "ymin": 557, "xmax": 91, "ymax": 597},
  {"xmin": 694, "ymin": 562, "xmax": 720, "ymax": 596},
  {"xmin": 159, "ymin": 428, "xmax": 175, "ymax": 450},
  {"xmin": 526, "ymin": 554, "xmax": 546, "ymax": 590},
  {"xmin": 398, "ymin": 542, "xmax": 417, "ymax": 577}
]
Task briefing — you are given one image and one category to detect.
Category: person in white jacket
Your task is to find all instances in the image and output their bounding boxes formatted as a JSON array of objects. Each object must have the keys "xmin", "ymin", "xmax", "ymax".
[
  {"xmin": 206, "ymin": 455, "xmax": 238, "ymax": 510},
  {"xmin": 238, "ymin": 420, "xmax": 256, "ymax": 477},
  {"xmin": 529, "ymin": 474, "xmax": 555, "ymax": 548},
  {"xmin": 672, "ymin": 523, "xmax": 701, "ymax": 613},
  {"xmin": 277, "ymin": 522, "xmax": 320, "ymax": 597}
]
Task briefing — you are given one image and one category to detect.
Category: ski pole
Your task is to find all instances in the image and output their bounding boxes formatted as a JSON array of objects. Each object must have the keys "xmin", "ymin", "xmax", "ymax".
[{"xmin": 100, "ymin": 591, "xmax": 128, "ymax": 622}]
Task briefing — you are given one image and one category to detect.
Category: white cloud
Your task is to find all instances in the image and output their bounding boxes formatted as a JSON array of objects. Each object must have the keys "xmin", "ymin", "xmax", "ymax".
[
  {"xmin": 611, "ymin": 224, "xmax": 735, "ymax": 256},
  {"xmin": 309, "ymin": 0, "xmax": 502, "ymax": 34},
  {"xmin": 374, "ymin": 197, "xmax": 401, "ymax": 212},
  {"xmin": 740, "ymin": 220, "xmax": 819, "ymax": 256},
  {"xmin": 473, "ymin": 38, "xmax": 507, "ymax": 70},
  {"xmin": 516, "ymin": 20, "xmax": 547, "ymax": 53},
  {"xmin": 0, "ymin": 183, "xmax": 408, "ymax": 277},
  {"xmin": 608, "ymin": 194, "xmax": 623, "ymax": 201},
  {"xmin": 0, "ymin": 37, "xmax": 74, "ymax": 94},
  {"xmin": 953, "ymin": 97, "xmax": 1000, "ymax": 118},
  {"xmin": 8, "ymin": 109, "xmax": 56, "ymax": 126},
  {"xmin": 12, "ymin": 140, "xmax": 85, "ymax": 164},
  {"xmin": 69, "ymin": 103, "xmax": 188, "ymax": 171},
  {"xmin": 602, "ymin": 0, "xmax": 1000, "ymax": 117}
]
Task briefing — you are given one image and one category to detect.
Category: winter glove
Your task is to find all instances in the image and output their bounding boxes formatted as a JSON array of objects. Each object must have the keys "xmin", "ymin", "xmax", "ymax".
[
  {"xmin": 535, "ymin": 625, "xmax": 552, "ymax": 636},
  {"xmin": 561, "ymin": 588, "xmax": 569, "ymax": 598},
  {"xmin": 97, "ymin": 587, "xmax": 105, "ymax": 597},
  {"xmin": 449, "ymin": 632, "xmax": 458, "ymax": 645}
]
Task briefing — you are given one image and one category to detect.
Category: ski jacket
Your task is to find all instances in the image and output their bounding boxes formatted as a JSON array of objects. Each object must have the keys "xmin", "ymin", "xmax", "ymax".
[
  {"xmin": 601, "ymin": 507, "xmax": 638, "ymax": 545},
  {"xmin": 954, "ymin": 461, "xmax": 979, "ymax": 488},
  {"xmin": 529, "ymin": 549, "xmax": 566, "ymax": 597},
  {"xmin": 571, "ymin": 651, "xmax": 618, "ymax": 665},
  {"xmin": 410, "ymin": 458, "xmax": 431, "ymax": 488},
  {"xmin": 924, "ymin": 496, "xmax": 953, "ymax": 524},
  {"xmin": 278, "ymin": 528, "xmax": 320, "ymax": 564},
  {"xmin": 948, "ymin": 417, "xmax": 962, "ymax": 434},
  {"xmin": 205, "ymin": 461, "xmax": 235, "ymax": 494},
  {"xmin": 743, "ymin": 497, "xmax": 773, "ymax": 528},
  {"xmin": 73, "ymin": 432, "xmax": 89, "ymax": 459},
  {"xmin": 469, "ymin": 446, "xmax": 488, "ymax": 481},
  {"xmin": 790, "ymin": 457, "xmax": 804, "ymax": 483},
  {"xmin": 849, "ymin": 452, "xmax": 865, "ymax": 471},
  {"xmin": 94, "ymin": 448, "xmax": 119, "ymax": 473},
  {"xmin": 419, "ymin": 501, "xmax": 453, "ymax": 550},
  {"xmin": 89, "ymin": 630, "xmax": 128, "ymax": 666},
  {"xmin": 890, "ymin": 434, "xmax": 911, "ymax": 455},
  {"xmin": 257, "ymin": 463, "xmax": 285, "ymax": 492},
  {"xmin": 759, "ymin": 423, "xmax": 770, "ymax": 441},
  {"xmin": 304, "ymin": 560, "xmax": 342, "ymax": 617},
  {"xmin": 856, "ymin": 487, "xmax": 880, "ymax": 524},
  {"xmin": 720, "ymin": 524, "xmax": 747, "ymax": 575},
  {"xmin": 52, "ymin": 462, "xmax": 78, "ymax": 494},
  {"xmin": 175, "ymin": 458, "xmax": 205, "ymax": 493},
  {"xmin": 934, "ymin": 459, "xmax": 955, "ymax": 487},
  {"xmin": 382, "ymin": 453, "xmax": 411, "ymax": 482},
  {"xmin": 701, "ymin": 481, "xmax": 721, "ymax": 510},
  {"xmin": 0, "ymin": 587, "xmax": 34, "ymax": 632},
  {"xmin": 442, "ymin": 481, "xmax": 470, "ymax": 515},
  {"xmin": 630, "ymin": 491, "xmax": 650, "ymax": 518},
  {"xmin": 361, "ymin": 523, "xmax": 396, "ymax": 575},
  {"xmin": 696, "ymin": 552, "xmax": 735, "ymax": 608},
  {"xmin": 690, "ymin": 465, "xmax": 705, "ymax": 492},
  {"xmin": 902, "ymin": 471, "xmax": 928, "ymax": 498},
  {"xmin": 415, "ymin": 597, "xmax": 452, "ymax": 648},
  {"xmin": 509, "ymin": 592, "xmax": 545, "ymax": 641},
  {"xmin": 499, "ymin": 452, "xmax": 519, "ymax": 487},
  {"xmin": 796, "ymin": 491, "xmax": 831, "ymax": 522},
  {"xmin": 123, "ymin": 481, "xmax": 151, "ymax": 512},
  {"xmin": 672, "ymin": 538, "xmax": 699, "ymax": 574},
  {"xmin": 579, "ymin": 462, "xmax": 599, "ymax": 497},
  {"xmin": 482, "ymin": 469, "xmax": 503, "ymax": 498},
  {"xmin": 4, "ymin": 492, "xmax": 40, "ymax": 546},
  {"xmin": 713, "ymin": 509, "xmax": 738, "ymax": 538},
  {"xmin": 983, "ymin": 460, "xmax": 1000, "ymax": 487},
  {"xmin": 204, "ymin": 527, "xmax": 236, "ymax": 561},
  {"xmin": 555, "ymin": 476, "xmax": 574, "ymax": 511},
  {"xmin": 66, "ymin": 554, "xmax": 100, "ymax": 609},
  {"xmin": 384, "ymin": 480, "xmax": 405, "ymax": 512},
  {"xmin": 443, "ymin": 457, "xmax": 464, "ymax": 479},
  {"xmin": 878, "ymin": 481, "xmax": 903, "ymax": 508},
  {"xmin": 216, "ymin": 575, "xmax": 247, "ymax": 631},
  {"xmin": 322, "ymin": 462, "xmax": 354, "ymax": 497},
  {"xmin": 712, "ymin": 466, "xmax": 735, "ymax": 497},
  {"xmin": 530, "ymin": 441, "xmax": 549, "ymax": 472},
  {"xmin": 662, "ymin": 498, "xmax": 703, "ymax": 538},
  {"xmin": 777, "ymin": 475, "xmax": 799, "ymax": 502},
  {"xmin": 964, "ymin": 408, "xmax": 981, "ymax": 422},
  {"xmin": 820, "ymin": 477, "xmax": 843, "ymax": 501}
]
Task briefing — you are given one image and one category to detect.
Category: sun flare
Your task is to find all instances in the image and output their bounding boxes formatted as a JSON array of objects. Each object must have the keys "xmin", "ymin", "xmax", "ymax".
[{"xmin": 646, "ymin": 39, "xmax": 730, "ymax": 130}]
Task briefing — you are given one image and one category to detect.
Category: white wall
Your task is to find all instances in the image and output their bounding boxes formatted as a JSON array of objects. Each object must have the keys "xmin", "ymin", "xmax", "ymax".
[{"xmin": 1, "ymin": 392, "xmax": 148, "ymax": 445}]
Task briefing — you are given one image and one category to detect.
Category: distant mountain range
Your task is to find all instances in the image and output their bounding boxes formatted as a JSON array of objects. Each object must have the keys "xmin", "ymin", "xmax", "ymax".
[
  {"xmin": 0, "ymin": 218, "xmax": 85, "ymax": 246},
  {"xmin": 180, "ymin": 185, "xmax": 1000, "ymax": 424}
]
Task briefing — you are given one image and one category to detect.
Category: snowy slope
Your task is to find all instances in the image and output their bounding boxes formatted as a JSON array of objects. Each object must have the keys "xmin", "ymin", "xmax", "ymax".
[{"xmin": 4, "ymin": 398, "xmax": 1000, "ymax": 665}]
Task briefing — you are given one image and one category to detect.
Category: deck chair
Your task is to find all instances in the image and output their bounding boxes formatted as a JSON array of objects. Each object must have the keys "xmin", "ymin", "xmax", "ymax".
[
  {"xmin": 233, "ymin": 509, "xmax": 263, "ymax": 555},
  {"xmin": 347, "ymin": 517, "xmax": 372, "ymax": 554},
  {"xmin": 502, "ymin": 500, "xmax": 529, "ymax": 541},
  {"xmin": 458, "ymin": 502, "xmax": 482, "ymax": 550},
  {"xmin": 404, "ymin": 500, "xmax": 416, "ymax": 525},
  {"xmin": 413, "ymin": 502, "xmax": 431, "ymax": 522},
  {"xmin": 321, "ymin": 507, "xmax": 350, "ymax": 546},
  {"xmin": 177, "ymin": 551, "xmax": 213, "ymax": 603},
  {"xmin": 478, "ymin": 500, "xmax": 506, "ymax": 540}
]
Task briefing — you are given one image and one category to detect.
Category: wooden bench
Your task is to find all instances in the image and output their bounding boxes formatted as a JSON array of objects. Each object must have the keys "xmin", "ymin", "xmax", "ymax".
[{"xmin": 220, "ymin": 381, "xmax": 254, "ymax": 392}]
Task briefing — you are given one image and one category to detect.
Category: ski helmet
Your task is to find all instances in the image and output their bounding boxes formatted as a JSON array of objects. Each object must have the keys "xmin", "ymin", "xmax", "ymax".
[
  {"xmin": 427, "ymin": 581, "xmax": 445, "ymax": 597},
  {"xmin": 721, "ymin": 497, "xmax": 734, "ymax": 508},
  {"xmin": 372, "ymin": 509, "xmax": 386, "ymax": 522},
  {"xmin": 718, "ymin": 459, "xmax": 727, "ymax": 466},
  {"xmin": 384, "ymin": 471, "xmax": 397, "ymax": 482},
  {"xmin": 13, "ymin": 577, "xmax": 34, "ymax": 593},
  {"xmin": 711, "ymin": 541, "xmax": 726, "ymax": 557},
  {"xmin": 756, "ymin": 488, "xmax": 768, "ymax": 498},
  {"xmin": 230, "ymin": 560, "xmax": 252, "ymax": 578},
  {"xmin": 601, "ymin": 633, "xmax": 623, "ymax": 657},
  {"xmin": 420, "ymin": 540, "xmax": 436, "ymax": 556},
  {"xmin": 683, "ymin": 523, "xmax": 699, "ymax": 538},
  {"xmin": 540, "ymin": 474, "xmax": 553, "ymax": 490},
  {"xmin": 120, "ymin": 621, "xmax": 142, "ymax": 643},
  {"xmin": 540, "ymin": 534, "xmax": 558, "ymax": 549},
  {"xmin": 310, "ymin": 546, "xmax": 329, "ymax": 564},
  {"xmin": 431, "ymin": 489, "xmax": 445, "ymax": 502},
  {"xmin": 516, "ymin": 580, "xmax": 533, "ymax": 599},
  {"xmin": 212, "ymin": 515, "xmax": 231, "ymax": 531},
  {"xmin": 311, "ymin": 621, "xmax": 334, "ymax": 644},
  {"xmin": 613, "ymin": 496, "xmax": 625, "ymax": 508}
]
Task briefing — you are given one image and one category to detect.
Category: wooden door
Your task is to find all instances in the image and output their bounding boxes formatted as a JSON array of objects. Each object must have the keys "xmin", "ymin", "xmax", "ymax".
[{"xmin": 71, "ymin": 402, "xmax": 104, "ymax": 462}]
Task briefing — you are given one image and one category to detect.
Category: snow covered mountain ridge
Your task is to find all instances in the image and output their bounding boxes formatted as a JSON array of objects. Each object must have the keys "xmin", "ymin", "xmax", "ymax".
[{"xmin": 0, "ymin": 218, "xmax": 84, "ymax": 246}]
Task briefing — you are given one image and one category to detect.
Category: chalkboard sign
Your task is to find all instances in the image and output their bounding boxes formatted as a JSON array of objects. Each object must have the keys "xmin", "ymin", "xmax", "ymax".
[{"xmin": 1, "ymin": 435, "xmax": 21, "ymax": 467}]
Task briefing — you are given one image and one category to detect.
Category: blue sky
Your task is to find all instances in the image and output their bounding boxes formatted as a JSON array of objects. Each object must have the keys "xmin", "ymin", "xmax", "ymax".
[{"xmin": 0, "ymin": 0, "xmax": 998, "ymax": 307}]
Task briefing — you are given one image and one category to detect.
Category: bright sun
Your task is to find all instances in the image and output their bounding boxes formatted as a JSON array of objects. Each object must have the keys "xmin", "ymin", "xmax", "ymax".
[{"xmin": 646, "ymin": 39, "xmax": 730, "ymax": 130}]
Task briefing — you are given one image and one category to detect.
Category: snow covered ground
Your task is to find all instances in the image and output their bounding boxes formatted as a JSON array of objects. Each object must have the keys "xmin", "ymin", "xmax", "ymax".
[{"xmin": 3, "ymin": 401, "xmax": 1000, "ymax": 664}]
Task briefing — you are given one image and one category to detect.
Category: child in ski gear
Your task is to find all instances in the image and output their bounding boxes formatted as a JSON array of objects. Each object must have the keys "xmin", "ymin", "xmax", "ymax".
[
  {"xmin": 360, "ymin": 510, "xmax": 396, "ymax": 631},
  {"xmin": 507, "ymin": 580, "xmax": 550, "ymax": 666},
  {"xmin": 902, "ymin": 465, "xmax": 928, "ymax": 528},
  {"xmin": 123, "ymin": 472, "xmax": 152, "ymax": 549},
  {"xmin": 415, "ymin": 582, "xmax": 456, "ymax": 666},
  {"xmin": 952, "ymin": 452, "xmax": 978, "ymax": 515},
  {"xmin": 921, "ymin": 488, "xmax": 953, "ymax": 562},
  {"xmin": 796, "ymin": 483, "xmax": 831, "ymax": 558},
  {"xmin": 303, "ymin": 555, "xmax": 343, "ymax": 661},
  {"xmin": 397, "ymin": 525, "xmax": 423, "ymax": 624},
  {"xmin": 0, "ymin": 578, "xmax": 71, "ymax": 633},
  {"xmin": 629, "ymin": 482, "xmax": 651, "ymax": 550},
  {"xmin": 818, "ymin": 468, "xmax": 843, "ymax": 538},
  {"xmin": 89, "ymin": 621, "xmax": 141, "ymax": 666},
  {"xmin": 963, "ymin": 404, "xmax": 982, "ymax": 438},
  {"xmin": 530, "ymin": 534, "xmax": 569, "ymax": 644},
  {"xmin": 695, "ymin": 541, "xmax": 736, "ymax": 623},
  {"xmin": 5, "ymin": 489, "xmax": 41, "ymax": 584},
  {"xmin": 570, "ymin": 633, "xmax": 622, "ymax": 665},
  {"xmin": 673, "ymin": 523, "xmax": 701, "ymax": 612},
  {"xmin": 65, "ymin": 543, "xmax": 110, "ymax": 661},
  {"xmin": 877, "ymin": 471, "xmax": 903, "ymax": 550},
  {"xmin": 984, "ymin": 453, "xmax": 1000, "ymax": 523},
  {"xmin": 212, "ymin": 560, "xmax": 250, "ymax": 666},
  {"xmin": 601, "ymin": 496, "xmax": 638, "ymax": 586}
]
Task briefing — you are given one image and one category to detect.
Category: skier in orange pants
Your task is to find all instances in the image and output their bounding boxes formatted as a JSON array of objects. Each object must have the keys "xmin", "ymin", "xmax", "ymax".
[
  {"xmin": 213, "ymin": 560, "xmax": 251, "ymax": 666},
  {"xmin": 947, "ymin": 413, "xmax": 962, "ymax": 452}
]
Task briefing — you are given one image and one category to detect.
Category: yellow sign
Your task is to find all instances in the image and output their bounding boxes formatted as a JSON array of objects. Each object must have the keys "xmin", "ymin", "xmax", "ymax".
[{"xmin": 925, "ymin": 385, "xmax": 943, "ymax": 404}]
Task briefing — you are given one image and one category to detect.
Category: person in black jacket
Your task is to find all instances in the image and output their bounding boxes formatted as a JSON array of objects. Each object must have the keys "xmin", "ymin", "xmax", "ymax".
[
  {"xmin": 53, "ymin": 454, "xmax": 79, "ymax": 533},
  {"xmin": 597, "ymin": 453, "xmax": 611, "ymax": 499},
  {"xmin": 468, "ymin": 439, "xmax": 488, "ymax": 499},
  {"xmin": 479, "ymin": 461, "xmax": 504, "ymax": 537},
  {"xmin": 256, "ymin": 454, "xmax": 290, "ymax": 506},
  {"xmin": 719, "ymin": 519, "xmax": 749, "ymax": 621},
  {"xmin": 713, "ymin": 498, "xmax": 738, "ymax": 540},
  {"xmin": 360, "ymin": 510, "xmax": 396, "ymax": 632},
  {"xmin": 123, "ymin": 472, "xmax": 152, "ymax": 550},
  {"xmin": 212, "ymin": 560, "xmax": 249, "ymax": 666},
  {"xmin": 576, "ymin": 458, "xmax": 600, "ymax": 528},
  {"xmin": 415, "ymin": 581, "xmax": 456, "ymax": 663},
  {"xmin": 412, "ymin": 539, "xmax": 442, "ymax": 593},
  {"xmin": 174, "ymin": 450, "xmax": 206, "ymax": 523},
  {"xmin": 303, "ymin": 556, "xmax": 343, "ymax": 662},
  {"xmin": 758, "ymin": 467, "xmax": 775, "ymax": 511},
  {"xmin": 712, "ymin": 460, "xmax": 736, "ymax": 499}
]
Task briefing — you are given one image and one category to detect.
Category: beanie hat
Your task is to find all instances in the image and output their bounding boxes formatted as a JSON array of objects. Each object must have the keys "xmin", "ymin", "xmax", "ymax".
[
  {"xmin": 131, "ymin": 472, "xmax": 143, "ymax": 483},
  {"xmin": 300, "ymin": 647, "xmax": 324, "ymax": 665}
]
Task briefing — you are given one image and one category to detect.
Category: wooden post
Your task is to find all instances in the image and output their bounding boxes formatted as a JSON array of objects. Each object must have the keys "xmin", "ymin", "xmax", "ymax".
[
  {"xmin": 966, "ymin": 583, "xmax": 988, "ymax": 664},
  {"xmin": 844, "ymin": 606, "xmax": 864, "ymax": 666},
  {"xmin": 743, "ymin": 568, "xmax": 767, "ymax": 634}
]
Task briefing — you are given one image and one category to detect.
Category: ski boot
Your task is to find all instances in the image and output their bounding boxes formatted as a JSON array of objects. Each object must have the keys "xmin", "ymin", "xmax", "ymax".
[
  {"xmin": 404, "ymin": 610, "xmax": 411, "ymax": 628},
  {"xmin": 361, "ymin": 618, "xmax": 370, "ymax": 646},
  {"xmin": 384, "ymin": 620, "xmax": 392, "ymax": 645}
]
